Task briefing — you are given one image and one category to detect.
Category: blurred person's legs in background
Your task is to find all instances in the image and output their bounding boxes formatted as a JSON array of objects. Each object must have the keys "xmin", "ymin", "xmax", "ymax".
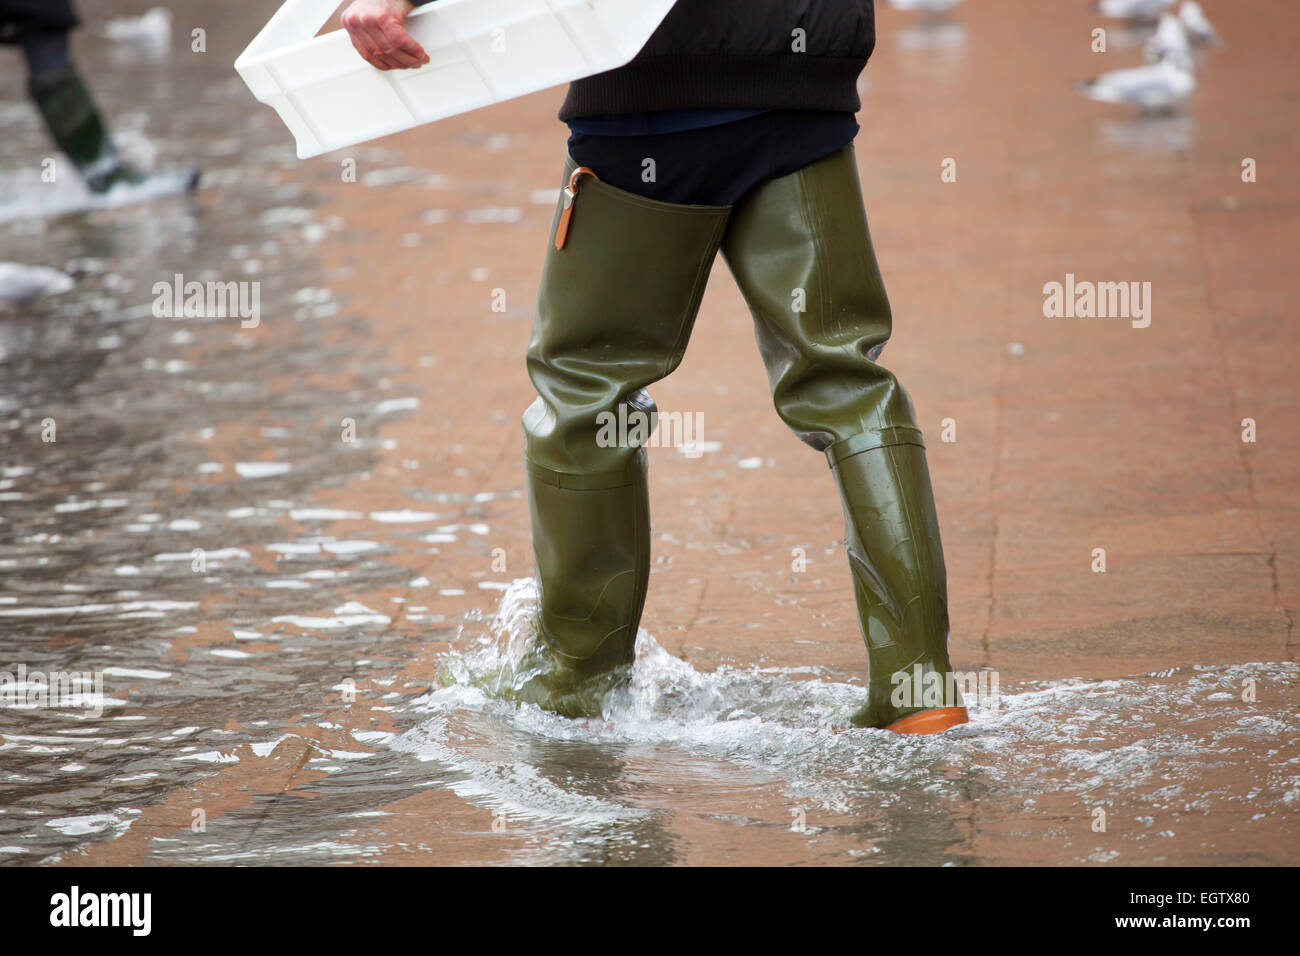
[{"xmin": 3, "ymin": 0, "xmax": 171, "ymax": 193}]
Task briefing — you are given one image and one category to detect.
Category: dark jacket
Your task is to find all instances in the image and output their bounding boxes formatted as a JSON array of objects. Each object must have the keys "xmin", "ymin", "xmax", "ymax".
[
  {"xmin": 557, "ymin": 0, "xmax": 876, "ymax": 120},
  {"xmin": 0, "ymin": 0, "xmax": 79, "ymax": 44}
]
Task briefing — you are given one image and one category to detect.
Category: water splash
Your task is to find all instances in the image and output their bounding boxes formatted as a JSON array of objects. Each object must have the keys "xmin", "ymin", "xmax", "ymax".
[
  {"xmin": 403, "ymin": 578, "xmax": 1300, "ymax": 859},
  {"xmin": 0, "ymin": 167, "xmax": 197, "ymax": 225}
]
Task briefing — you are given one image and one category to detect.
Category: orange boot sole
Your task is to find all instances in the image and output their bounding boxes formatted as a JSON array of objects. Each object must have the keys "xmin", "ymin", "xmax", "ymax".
[{"xmin": 886, "ymin": 706, "xmax": 969, "ymax": 735}]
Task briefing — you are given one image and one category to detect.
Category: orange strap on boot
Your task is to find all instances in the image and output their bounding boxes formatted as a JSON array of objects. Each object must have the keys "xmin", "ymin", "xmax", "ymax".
[{"xmin": 554, "ymin": 166, "xmax": 600, "ymax": 250}]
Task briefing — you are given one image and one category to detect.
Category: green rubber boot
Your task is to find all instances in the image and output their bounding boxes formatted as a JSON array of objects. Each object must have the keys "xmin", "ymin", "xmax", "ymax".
[
  {"xmin": 829, "ymin": 432, "xmax": 965, "ymax": 731},
  {"xmin": 515, "ymin": 153, "xmax": 731, "ymax": 718},
  {"xmin": 721, "ymin": 143, "xmax": 967, "ymax": 734},
  {"xmin": 29, "ymin": 64, "xmax": 147, "ymax": 194}
]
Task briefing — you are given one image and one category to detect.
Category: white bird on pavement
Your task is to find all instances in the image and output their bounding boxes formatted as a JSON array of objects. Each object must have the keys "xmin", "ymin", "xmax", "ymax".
[
  {"xmin": 1144, "ymin": 12, "xmax": 1192, "ymax": 62},
  {"xmin": 1178, "ymin": 1, "xmax": 1219, "ymax": 43},
  {"xmin": 883, "ymin": 0, "xmax": 963, "ymax": 12},
  {"xmin": 1098, "ymin": 0, "xmax": 1174, "ymax": 21},
  {"xmin": 1075, "ymin": 50, "xmax": 1196, "ymax": 112}
]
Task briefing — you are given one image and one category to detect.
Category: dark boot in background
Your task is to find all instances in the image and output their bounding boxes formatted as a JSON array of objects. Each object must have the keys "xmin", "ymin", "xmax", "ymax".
[{"xmin": 28, "ymin": 63, "xmax": 149, "ymax": 193}]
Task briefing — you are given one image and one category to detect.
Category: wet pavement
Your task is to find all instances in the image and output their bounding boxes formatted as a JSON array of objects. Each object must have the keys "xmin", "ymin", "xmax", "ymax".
[{"xmin": 0, "ymin": 0, "xmax": 1297, "ymax": 865}]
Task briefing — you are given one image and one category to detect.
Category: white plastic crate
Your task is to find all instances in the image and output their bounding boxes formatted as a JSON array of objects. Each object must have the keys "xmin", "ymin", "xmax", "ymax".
[{"xmin": 235, "ymin": 0, "xmax": 678, "ymax": 158}]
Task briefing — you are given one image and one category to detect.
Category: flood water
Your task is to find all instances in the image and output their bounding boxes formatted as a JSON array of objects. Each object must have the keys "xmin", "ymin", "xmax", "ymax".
[{"xmin": 2, "ymin": 3, "xmax": 1298, "ymax": 866}]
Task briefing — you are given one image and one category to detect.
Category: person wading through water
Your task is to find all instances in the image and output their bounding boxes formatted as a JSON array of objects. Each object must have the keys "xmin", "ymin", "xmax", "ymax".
[
  {"xmin": 342, "ymin": 0, "xmax": 968, "ymax": 734},
  {"xmin": 1, "ymin": 0, "xmax": 198, "ymax": 193}
]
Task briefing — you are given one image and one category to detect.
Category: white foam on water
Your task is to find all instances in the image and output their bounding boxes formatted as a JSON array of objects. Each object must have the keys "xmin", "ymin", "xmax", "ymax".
[
  {"xmin": 376, "ymin": 397, "xmax": 420, "ymax": 414},
  {"xmin": 322, "ymin": 540, "xmax": 379, "ymax": 555},
  {"xmin": 103, "ymin": 667, "xmax": 171, "ymax": 680},
  {"xmin": 290, "ymin": 508, "xmax": 362, "ymax": 521},
  {"xmin": 154, "ymin": 547, "xmax": 249, "ymax": 562},
  {"xmin": 45, "ymin": 809, "xmax": 141, "ymax": 837},
  {"xmin": 0, "ymin": 168, "xmax": 197, "ymax": 224},
  {"xmin": 370, "ymin": 510, "xmax": 441, "ymax": 523},
  {"xmin": 402, "ymin": 579, "xmax": 1300, "ymax": 825},
  {"xmin": 0, "ymin": 599, "xmax": 195, "ymax": 617},
  {"xmin": 272, "ymin": 601, "xmax": 390, "ymax": 629},
  {"xmin": 266, "ymin": 541, "xmax": 321, "ymax": 555},
  {"xmin": 235, "ymin": 462, "xmax": 291, "ymax": 478}
]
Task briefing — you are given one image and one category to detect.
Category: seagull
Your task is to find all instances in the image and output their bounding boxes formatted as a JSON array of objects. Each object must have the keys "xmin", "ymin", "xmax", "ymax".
[
  {"xmin": 1075, "ymin": 50, "xmax": 1196, "ymax": 112},
  {"xmin": 0, "ymin": 263, "xmax": 74, "ymax": 305},
  {"xmin": 1098, "ymin": 0, "xmax": 1174, "ymax": 21},
  {"xmin": 1178, "ymin": 1, "xmax": 1219, "ymax": 43},
  {"xmin": 883, "ymin": 0, "xmax": 964, "ymax": 12},
  {"xmin": 1144, "ymin": 12, "xmax": 1192, "ymax": 62}
]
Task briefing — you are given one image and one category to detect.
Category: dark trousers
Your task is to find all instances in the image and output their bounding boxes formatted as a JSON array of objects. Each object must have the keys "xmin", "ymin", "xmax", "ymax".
[{"xmin": 566, "ymin": 108, "xmax": 860, "ymax": 206}]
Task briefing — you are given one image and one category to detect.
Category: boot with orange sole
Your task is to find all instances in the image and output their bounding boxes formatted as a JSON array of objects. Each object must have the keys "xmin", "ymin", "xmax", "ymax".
[{"xmin": 720, "ymin": 143, "xmax": 968, "ymax": 735}]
